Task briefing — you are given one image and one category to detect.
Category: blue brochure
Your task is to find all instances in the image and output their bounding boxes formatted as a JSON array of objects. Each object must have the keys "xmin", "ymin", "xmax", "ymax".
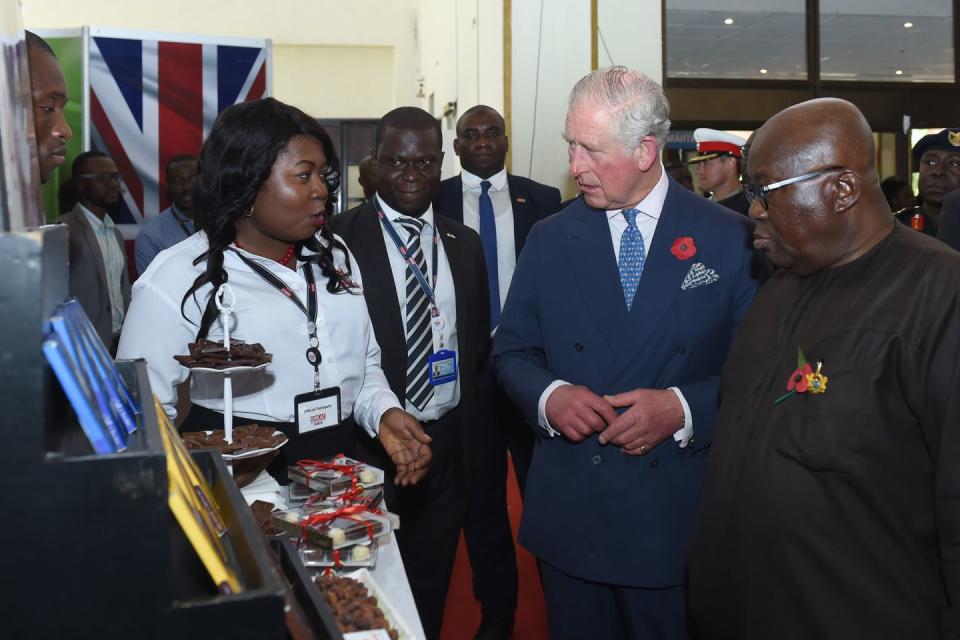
[
  {"xmin": 42, "ymin": 334, "xmax": 117, "ymax": 455},
  {"xmin": 59, "ymin": 299, "xmax": 140, "ymax": 417},
  {"xmin": 49, "ymin": 316, "xmax": 127, "ymax": 450}
]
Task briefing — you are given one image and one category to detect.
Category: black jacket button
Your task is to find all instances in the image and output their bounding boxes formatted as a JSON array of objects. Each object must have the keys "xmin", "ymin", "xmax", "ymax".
[{"xmin": 575, "ymin": 343, "xmax": 584, "ymax": 352}]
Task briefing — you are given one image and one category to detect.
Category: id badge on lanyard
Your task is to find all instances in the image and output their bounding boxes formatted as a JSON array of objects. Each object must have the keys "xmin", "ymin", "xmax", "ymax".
[
  {"xmin": 231, "ymin": 248, "xmax": 344, "ymax": 434},
  {"xmin": 294, "ymin": 386, "xmax": 342, "ymax": 434},
  {"xmin": 426, "ymin": 306, "xmax": 457, "ymax": 385}
]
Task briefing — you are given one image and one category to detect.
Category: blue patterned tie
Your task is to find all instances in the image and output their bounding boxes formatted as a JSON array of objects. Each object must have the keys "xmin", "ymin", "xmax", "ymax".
[
  {"xmin": 479, "ymin": 180, "xmax": 501, "ymax": 328},
  {"xmin": 618, "ymin": 208, "xmax": 646, "ymax": 310},
  {"xmin": 396, "ymin": 217, "xmax": 435, "ymax": 411}
]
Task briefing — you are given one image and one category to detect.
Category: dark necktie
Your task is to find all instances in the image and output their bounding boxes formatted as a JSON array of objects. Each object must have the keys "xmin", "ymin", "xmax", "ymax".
[
  {"xmin": 396, "ymin": 217, "xmax": 435, "ymax": 411},
  {"xmin": 479, "ymin": 180, "xmax": 501, "ymax": 328}
]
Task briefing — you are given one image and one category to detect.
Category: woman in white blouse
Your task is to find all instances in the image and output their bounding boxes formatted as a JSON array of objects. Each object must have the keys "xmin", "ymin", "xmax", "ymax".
[{"xmin": 117, "ymin": 98, "xmax": 431, "ymax": 486}]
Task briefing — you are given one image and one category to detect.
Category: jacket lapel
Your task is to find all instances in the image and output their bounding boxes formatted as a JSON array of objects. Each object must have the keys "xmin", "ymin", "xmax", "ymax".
[
  {"xmin": 354, "ymin": 203, "xmax": 405, "ymax": 348},
  {"xmin": 436, "ymin": 177, "xmax": 464, "ymax": 224},
  {"xmin": 566, "ymin": 201, "xmax": 630, "ymax": 351},
  {"xmin": 507, "ymin": 174, "xmax": 538, "ymax": 258},
  {"xmin": 435, "ymin": 216, "xmax": 470, "ymax": 338},
  {"xmin": 73, "ymin": 205, "xmax": 109, "ymax": 290},
  {"xmin": 626, "ymin": 179, "xmax": 706, "ymax": 342}
]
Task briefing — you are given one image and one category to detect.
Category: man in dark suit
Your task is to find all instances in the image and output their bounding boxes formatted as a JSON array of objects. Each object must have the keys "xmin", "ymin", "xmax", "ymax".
[
  {"xmin": 492, "ymin": 66, "xmax": 761, "ymax": 639},
  {"xmin": 434, "ymin": 104, "xmax": 561, "ymax": 639},
  {"xmin": 331, "ymin": 106, "xmax": 490, "ymax": 640},
  {"xmin": 59, "ymin": 151, "xmax": 131, "ymax": 350}
]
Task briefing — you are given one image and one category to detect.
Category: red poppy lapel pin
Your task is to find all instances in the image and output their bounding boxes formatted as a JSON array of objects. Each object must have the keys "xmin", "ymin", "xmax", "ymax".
[
  {"xmin": 671, "ymin": 237, "xmax": 696, "ymax": 260},
  {"xmin": 775, "ymin": 348, "xmax": 828, "ymax": 404}
]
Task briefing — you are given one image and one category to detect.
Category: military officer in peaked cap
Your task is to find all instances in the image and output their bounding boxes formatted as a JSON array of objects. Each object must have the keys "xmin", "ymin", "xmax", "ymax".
[
  {"xmin": 687, "ymin": 128, "xmax": 749, "ymax": 215},
  {"xmin": 895, "ymin": 128, "xmax": 960, "ymax": 236}
]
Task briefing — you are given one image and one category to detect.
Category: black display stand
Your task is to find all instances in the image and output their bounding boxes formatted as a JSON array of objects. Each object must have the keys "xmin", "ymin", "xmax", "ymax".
[{"xmin": 0, "ymin": 225, "xmax": 295, "ymax": 638}]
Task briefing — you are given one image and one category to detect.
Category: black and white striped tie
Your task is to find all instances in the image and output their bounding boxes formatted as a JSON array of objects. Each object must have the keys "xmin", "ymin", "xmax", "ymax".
[{"xmin": 397, "ymin": 217, "xmax": 435, "ymax": 411}]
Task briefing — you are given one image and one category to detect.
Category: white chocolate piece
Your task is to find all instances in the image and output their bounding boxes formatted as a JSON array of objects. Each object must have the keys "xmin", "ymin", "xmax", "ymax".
[
  {"xmin": 328, "ymin": 527, "xmax": 346, "ymax": 546},
  {"xmin": 351, "ymin": 545, "xmax": 372, "ymax": 561}
]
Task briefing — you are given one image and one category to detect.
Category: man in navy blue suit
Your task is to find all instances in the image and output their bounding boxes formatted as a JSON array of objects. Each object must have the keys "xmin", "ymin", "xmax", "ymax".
[
  {"xmin": 492, "ymin": 66, "xmax": 762, "ymax": 638},
  {"xmin": 435, "ymin": 105, "xmax": 561, "ymax": 639}
]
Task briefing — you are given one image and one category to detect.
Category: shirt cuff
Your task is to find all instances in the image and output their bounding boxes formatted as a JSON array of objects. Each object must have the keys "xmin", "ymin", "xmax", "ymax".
[
  {"xmin": 537, "ymin": 380, "xmax": 570, "ymax": 437},
  {"xmin": 364, "ymin": 394, "xmax": 403, "ymax": 439},
  {"xmin": 669, "ymin": 386, "xmax": 693, "ymax": 448}
]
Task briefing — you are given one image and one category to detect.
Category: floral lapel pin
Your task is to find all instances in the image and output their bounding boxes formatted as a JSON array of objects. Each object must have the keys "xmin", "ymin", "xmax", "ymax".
[
  {"xmin": 671, "ymin": 236, "xmax": 697, "ymax": 260},
  {"xmin": 775, "ymin": 348, "xmax": 828, "ymax": 404}
]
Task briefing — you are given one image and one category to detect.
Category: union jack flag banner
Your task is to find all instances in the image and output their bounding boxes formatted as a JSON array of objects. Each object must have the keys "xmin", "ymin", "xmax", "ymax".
[{"xmin": 87, "ymin": 29, "xmax": 270, "ymax": 235}]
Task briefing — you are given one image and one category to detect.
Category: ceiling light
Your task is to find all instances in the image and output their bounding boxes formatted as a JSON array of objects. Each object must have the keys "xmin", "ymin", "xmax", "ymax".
[
  {"xmin": 903, "ymin": 22, "xmax": 914, "ymax": 28},
  {"xmin": 895, "ymin": 69, "xmax": 904, "ymax": 75},
  {"xmin": 760, "ymin": 69, "xmax": 768, "ymax": 74},
  {"xmin": 724, "ymin": 18, "xmax": 734, "ymax": 25}
]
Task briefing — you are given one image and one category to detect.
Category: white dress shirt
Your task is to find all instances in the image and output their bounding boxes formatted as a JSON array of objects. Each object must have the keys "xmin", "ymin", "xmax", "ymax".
[
  {"xmin": 79, "ymin": 204, "xmax": 127, "ymax": 332},
  {"xmin": 536, "ymin": 164, "xmax": 694, "ymax": 446},
  {"xmin": 375, "ymin": 195, "xmax": 461, "ymax": 423},
  {"xmin": 116, "ymin": 232, "xmax": 401, "ymax": 437},
  {"xmin": 459, "ymin": 167, "xmax": 517, "ymax": 314}
]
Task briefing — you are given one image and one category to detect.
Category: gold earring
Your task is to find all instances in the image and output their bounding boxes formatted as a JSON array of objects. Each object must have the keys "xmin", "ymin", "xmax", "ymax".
[{"xmin": 244, "ymin": 206, "xmax": 254, "ymax": 217}]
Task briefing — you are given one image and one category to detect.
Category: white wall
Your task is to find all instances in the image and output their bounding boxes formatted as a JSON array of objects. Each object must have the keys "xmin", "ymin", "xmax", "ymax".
[
  {"xmin": 510, "ymin": 1, "xmax": 592, "ymax": 197},
  {"xmin": 599, "ymin": 0, "xmax": 663, "ymax": 82},
  {"xmin": 509, "ymin": 0, "xmax": 663, "ymax": 197},
  {"xmin": 417, "ymin": 0, "xmax": 504, "ymax": 178}
]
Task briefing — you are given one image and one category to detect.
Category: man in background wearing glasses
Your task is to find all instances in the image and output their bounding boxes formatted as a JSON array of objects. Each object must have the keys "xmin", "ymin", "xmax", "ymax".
[
  {"xmin": 59, "ymin": 150, "xmax": 130, "ymax": 351},
  {"xmin": 689, "ymin": 97, "xmax": 960, "ymax": 639}
]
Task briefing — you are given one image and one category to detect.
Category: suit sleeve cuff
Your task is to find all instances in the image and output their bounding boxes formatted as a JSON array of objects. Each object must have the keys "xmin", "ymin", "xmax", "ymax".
[
  {"xmin": 669, "ymin": 386, "xmax": 694, "ymax": 448},
  {"xmin": 537, "ymin": 380, "xmax": 570, "ymax": 437}
]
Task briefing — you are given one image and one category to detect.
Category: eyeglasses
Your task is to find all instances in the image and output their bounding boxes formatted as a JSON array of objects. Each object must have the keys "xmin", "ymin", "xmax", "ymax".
[
  {"xmin": 743, "ymin": 166, "xmax": 846, "ymax": 209},
  {"xmin": 76, "ymin": 172, "xmax": 123, "ymax": 185}
]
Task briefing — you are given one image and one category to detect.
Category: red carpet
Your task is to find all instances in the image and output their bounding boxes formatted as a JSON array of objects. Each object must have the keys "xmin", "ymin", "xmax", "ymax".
[{"xmin": 440, "ymin": 458, "xmax": 549, "ymax": 640}]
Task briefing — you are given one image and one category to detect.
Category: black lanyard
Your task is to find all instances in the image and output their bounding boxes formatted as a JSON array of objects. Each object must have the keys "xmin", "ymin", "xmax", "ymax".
[
  {"xmin": 374, "ymin": 197, "xmax": 439, "ymax": 306},
  {"xmin": 230, "ymin": 247, "xmax": 323, "ymax": 389}
]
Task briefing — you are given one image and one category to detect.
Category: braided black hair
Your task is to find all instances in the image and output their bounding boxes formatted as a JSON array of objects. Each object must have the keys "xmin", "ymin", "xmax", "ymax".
[{"xmin": 181, "ymin": 97, "xmax": 352, "ymax": 339}]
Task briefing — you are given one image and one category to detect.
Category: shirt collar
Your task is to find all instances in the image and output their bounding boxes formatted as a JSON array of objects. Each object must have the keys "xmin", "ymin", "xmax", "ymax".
[
  {"xmin": 79, "ymin": 204, "xmax": 115, "ymax": 230},
  {"xmin": 462, "ymin": 167, "xmax": 508, "ymax": 191},
  {"xmin": 605, "ymin": 163, "xmax": 669, "ymax": 222},
  {"xmin": 375, "ymin": 194, "xmax": 434, "ymax": 229},
  {"xmin": 171, "ymin": 204, "xmax": 192, "ymax": 224}
]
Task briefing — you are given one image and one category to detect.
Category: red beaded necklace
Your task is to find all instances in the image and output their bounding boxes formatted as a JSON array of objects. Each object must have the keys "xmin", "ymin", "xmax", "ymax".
[{"xmin": 235, "ymin": 239, "xmax": 296, "ymax": 265}]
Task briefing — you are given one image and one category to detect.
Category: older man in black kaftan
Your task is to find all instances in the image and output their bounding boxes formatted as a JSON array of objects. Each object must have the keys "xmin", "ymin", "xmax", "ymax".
[{"xmin": 688, "ymin": 98, "xmax": 960, "ymax": 640}]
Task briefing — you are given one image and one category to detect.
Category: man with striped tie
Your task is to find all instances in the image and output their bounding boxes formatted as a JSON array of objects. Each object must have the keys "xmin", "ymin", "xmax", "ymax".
[
  {"xmin": 492, "ymin": 67, "xmax": 762, "ymax": 639},
  {"xmin": 331, "ymin": 106, "xmax": 490, "ymax": 640}
]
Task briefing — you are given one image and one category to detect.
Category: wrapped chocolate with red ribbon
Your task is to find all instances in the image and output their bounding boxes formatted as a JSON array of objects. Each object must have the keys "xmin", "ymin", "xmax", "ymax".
[
  {"xmin": 271, "ymin": 502, "xmax": 397, "ymax": 550},
  {"xmin": 287, "ymin": 454, "xmax": 385, "ymax": 497},
  {"xmin": 298, "ymin": 539, "xmax": 379, "ymax": 569}
]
